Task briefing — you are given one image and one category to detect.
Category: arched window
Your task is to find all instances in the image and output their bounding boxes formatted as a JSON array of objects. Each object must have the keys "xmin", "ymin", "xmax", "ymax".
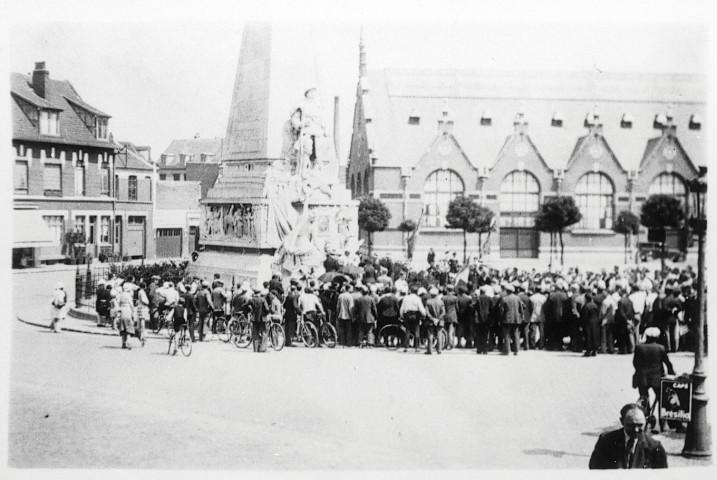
[
  {"xmin": 575, "ymin": 172, "xmax": 614, "ymax": 229},
  {"xmin": 363, "ymin": 170, "xmax": 369, "ymax": 194},
  {"xmin": 423, "ymin": 169, "xmax": 464, "ymax": 227},
  {"xmin": 649, "ymin": 172, "xmax": 687, "ymax": 199},
  {"xmin": 357, "ymin": 172, "xmax": 362, "ymax": 197},
  {"xmin": 499, "ymin": 171, "xmax": 540, "ymax": 227}
]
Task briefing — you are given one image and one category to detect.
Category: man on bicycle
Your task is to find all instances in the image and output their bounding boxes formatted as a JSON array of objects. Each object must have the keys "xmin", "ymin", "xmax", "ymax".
[
  {"xmin": 169, "ymin": 297, "xmax": 188, "ymax": 355},
  {"xmin": 400, "ymin": 286, "xmax": 426, "ymax": 352},
  {"xmin": 299, "ymin": 286, "xmax": 325, "ymax": 344},
  {"xmin": 633, "ymin": 327, "xmax": 676, "ymax": 432},
  {"xmin": 211, "ymin": 279, "xmax": 228, "ymax": 334}
]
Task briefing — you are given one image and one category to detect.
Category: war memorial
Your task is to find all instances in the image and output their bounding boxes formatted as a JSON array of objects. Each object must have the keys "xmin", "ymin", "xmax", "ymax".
[{"xmin": 192, "ymin": 23, "xmax": 358, "ymax": 285}]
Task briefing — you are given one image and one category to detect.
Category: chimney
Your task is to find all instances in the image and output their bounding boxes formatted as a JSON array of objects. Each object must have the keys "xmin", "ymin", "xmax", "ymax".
[
  {"xmin": 333, "ymin": 96, "xmax": 340, "ymax": 160},
  {"xmin": 33, "ymin": 62, "xmax": 49, "ymax": 98}
]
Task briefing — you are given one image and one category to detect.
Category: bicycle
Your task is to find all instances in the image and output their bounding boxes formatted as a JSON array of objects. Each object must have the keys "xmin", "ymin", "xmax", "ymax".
[
  {"xmin": 211, "ymin": 310, "xmax": 231, "ymax": 342},
  {"xmin": 168, "ymin": 323, "xmax": 192, "ymax": 357},
  {"xmin": 152, "ymin": 306, "xmax": 174, "ymax": 338},
  {"xmin": 268, "ymin": 316, "xmax": 285, "ymax": 351},
  {"xmin": 316, "ymin": 312, "xmax": 337, "ymax": 348},
  {"xmin": 231, "ymin": 312, "xmax": 253, "ymax": 349},
  {"xmin": 378, "ymin": 322, "xmax": 409, "ymax": 350},
  {"xmin": 296, "ymin": 312, "xmax": 319, "ymax": 348}
]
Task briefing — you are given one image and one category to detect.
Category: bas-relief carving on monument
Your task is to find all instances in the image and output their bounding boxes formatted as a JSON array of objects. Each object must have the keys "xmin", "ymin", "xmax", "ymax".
[{"xmin": 201, "ymin": 204, "xmax": 258, "ymax": 242}]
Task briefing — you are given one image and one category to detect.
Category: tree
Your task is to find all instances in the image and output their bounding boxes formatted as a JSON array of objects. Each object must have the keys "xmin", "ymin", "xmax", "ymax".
[
  {"xmin": 445, "ymin": 195, "xmax": 480, "ymax": 264},
  {"xmin": 397, "ymin": 219, "xmax": 418, "ymax": 261},
  {"xmin": 534, "ymin": 196, "xmax": 582, "ymax": 267},
  {"xmin": 640, "ymin": 194, "xmax": 685, "ymax": 271},
  {"xmin": 467, "ymin": 206, "xmax": 496, "ymax": 261},
  {"xmin": 612, "ymin": 210, "xmax": 641, "ymax": 264},
  {"xmin": 358, "ymin": 195, "xmax": 391, "ymax": 258}
]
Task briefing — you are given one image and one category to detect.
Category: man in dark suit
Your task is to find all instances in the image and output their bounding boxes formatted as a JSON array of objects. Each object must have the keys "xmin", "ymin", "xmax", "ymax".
[
  {"xmin": 589, "ymin": 403, "xmax": 668, "ymax": 469},
  {"xmin": 500, "ymin": 283, "xmax": 524, "ymax": 355},
  {"xmin": 545, "ymin": 282, "xmax": 568, "ymax": 350},
  {"xmin": 353, "ymin": 286, "xmax": 377, "ymax": 347}
]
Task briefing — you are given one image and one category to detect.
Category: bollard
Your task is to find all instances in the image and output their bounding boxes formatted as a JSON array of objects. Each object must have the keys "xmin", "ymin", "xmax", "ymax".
[{"xmin": 75, "ymin": 266, "xmax": 82, "ymax": 307}]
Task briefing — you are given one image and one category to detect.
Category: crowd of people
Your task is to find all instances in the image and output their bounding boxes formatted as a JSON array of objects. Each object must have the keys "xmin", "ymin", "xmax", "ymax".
[{"xmin": 89, "ymin": 253, "xmax": 705, "ymax": 359}]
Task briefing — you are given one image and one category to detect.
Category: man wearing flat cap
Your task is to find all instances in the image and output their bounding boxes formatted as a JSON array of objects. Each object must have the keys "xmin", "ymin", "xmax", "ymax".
[
  {"xmin": 499, "ymin": 283, "xmax": 523, "ymax": 355},
  {"xmin": 633, "ymin": 326, "xmax": 675, "ymax": 431}
]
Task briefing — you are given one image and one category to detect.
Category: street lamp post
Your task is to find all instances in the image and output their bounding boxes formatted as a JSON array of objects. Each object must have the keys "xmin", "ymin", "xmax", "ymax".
[{"xmin": 683, "ymin": 165, "xmax": 710, "ymax": 458}]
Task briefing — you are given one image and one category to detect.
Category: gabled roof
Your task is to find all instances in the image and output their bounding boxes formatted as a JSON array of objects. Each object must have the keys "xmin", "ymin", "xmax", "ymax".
[
  {"xmin": 11, "ymin": 72, "xmax": 114, "ymax": 148},
  {"xmin": 639, "ymin": 134, "xmax": 698, "ymax": 173},
  {"xmin": 566, "ymin": 134, "xmax": 626, "ymax": 173},
  {"xmin": 360, "ymin": 68, "xmax": 706, "ymax": 172},
  {"xmin": 114, "ymin": 141, "xmax": 154, "ymax": 171},
  {"xmin": 186, "ymin": 163, "xmax": 221, "ymax": 198},
  {"xmin": 162, "ymin": 138, "xmax": 223, "ymax": 159}
]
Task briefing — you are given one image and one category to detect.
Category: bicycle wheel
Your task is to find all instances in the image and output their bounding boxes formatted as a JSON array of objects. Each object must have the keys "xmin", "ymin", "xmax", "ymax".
[
  {"xmin": 180, "ymin": 331, "xmax": 192, "ymax": 357},
  {"xmin": 215, "ymin": 317, "xmax": 229, "ymax": 342},
  {"xmin": 438, "ymin": 328, "xmax": 447, "ymax": 351},
  {"xmin": 222, "ymin": 318, "xmax": 236, "ymax": 343},
  {"xmin": 321, "ymin": 323, "xmax": 337, "ymax": 348},
  {"xmin": 269, "ymin": 323, "xmax": 285, "ymax": 351},
  {"xmin": 232, "ymin": 320, "xmax": 252, "ymax": 348},
  {"xmin": 301, "ymin": 322, "xmax": 318, "ymax": 348},
  {"xmin": 379, "ymin": 325, "xmax": 403, "ymax": 350},
  {"xmin": 152, "ymin": 311, "xmax": 164, "ymax": 334}
]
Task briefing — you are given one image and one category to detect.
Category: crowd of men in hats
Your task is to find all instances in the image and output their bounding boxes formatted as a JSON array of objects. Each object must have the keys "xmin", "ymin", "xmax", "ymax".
[{"xmin": 90, "ymin": 252, "xmax": 705, "ymax": 357}]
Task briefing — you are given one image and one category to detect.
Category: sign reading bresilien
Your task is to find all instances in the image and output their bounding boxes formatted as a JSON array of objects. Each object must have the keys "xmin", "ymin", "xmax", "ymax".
[{"xmin": 660, "ymin": 376, "xmax": 692, "ymax": 422}]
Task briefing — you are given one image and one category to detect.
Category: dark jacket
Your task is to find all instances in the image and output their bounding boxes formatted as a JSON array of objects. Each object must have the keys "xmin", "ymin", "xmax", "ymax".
[
  {"xmin": 442, "ymin": 293, "xmax": 459, "ymax": 324},
  {"xmin": 633, "ymin": 341, "xmax": 675, "ymax": 389},
  {"xmin": 500, "ymin": 293, "xmax": 524, "ymax": 324},
  {"xmin": 354, "ymin": 294, "xmax": 377, "ymax": 324},
  {"xmin": 615, "ymin": 295, "xmax": 635, "ymax": 328},
  {"xmin": 474, "ymin": 294, "xmax": 492, "ymax": 324},
  {"xmin": 95, "ymin": 288, "xmax": 112, "ymax": 317},
  {"xmin": 283, "ymin": 290, "xmax": 300, "ymax": 321},
  {"xmin": 456, "ymin": 293, "xmax": 474, "ymax": 324},
  {"xmin": 377, "ymin": 293, "xmax": 400, "ymax": 320},
  {"xmin": 249, "ymin": 294, "xmax": 270, "ymax": 323},
  {"xmin": 545, "ymin": 290, "xmax": 568, "ymax": 324},
  {"xmin": 589, "ymin": 429, "xmax": 668, "ymax": 469}
]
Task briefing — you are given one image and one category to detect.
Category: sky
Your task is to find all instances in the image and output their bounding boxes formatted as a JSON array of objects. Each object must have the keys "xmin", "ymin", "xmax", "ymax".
[{"xmin": 2, "ymin": 0, "xmax": 713, "ymax": 165}]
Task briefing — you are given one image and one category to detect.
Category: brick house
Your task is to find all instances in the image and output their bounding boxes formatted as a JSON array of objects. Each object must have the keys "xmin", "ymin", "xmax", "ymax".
[
  {"xmin": 11, "ymin": 62, "xmax": 154, "ymax": 267},
  {"xmin": 347, "ymin": 43, "xmax": 705, "ymax": 267},
  {"xmin": 157, "ymin": 135, "xmax": 222, "ymax": 182}
]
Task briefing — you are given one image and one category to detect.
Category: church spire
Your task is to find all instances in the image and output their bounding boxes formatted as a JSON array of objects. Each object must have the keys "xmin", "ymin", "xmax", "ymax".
[{"xmin": 359, "ymin": 27, "xmax": 367, "ymax": 78}]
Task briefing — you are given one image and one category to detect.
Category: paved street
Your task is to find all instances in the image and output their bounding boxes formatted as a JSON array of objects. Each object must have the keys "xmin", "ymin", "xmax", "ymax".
[{"xmin": 8, "ymin": 271, "xmax": 713, "ymax": 471}]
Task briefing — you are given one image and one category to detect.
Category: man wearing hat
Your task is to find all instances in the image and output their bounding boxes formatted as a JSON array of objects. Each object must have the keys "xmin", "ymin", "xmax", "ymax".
[
  {"xmin": 424, "ymin": 287, "xmax": 445, "ymax": 354},
  {"xmin": 353, "ymin": 285, "xmax": 377, "ymax": 347},
  {"xmin": 50, "ymin": 282, "xmax": 68, "ymax": 333},
  {"xmin": 633, "ymin": 327, "xmax": 676, "ymax": 431},
  {"xmin": 95, "ymin": 279, "xmax": 112, "ymax": 327},
  {"xmin": 499, "ymin": 282, "xmax": 523, "ymax": 355}
]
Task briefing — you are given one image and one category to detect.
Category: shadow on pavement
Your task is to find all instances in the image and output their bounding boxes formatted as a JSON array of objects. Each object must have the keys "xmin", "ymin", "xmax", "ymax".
[{"xmin": 523, "ymin": 448, "xmax": 589, "ymax": 458}]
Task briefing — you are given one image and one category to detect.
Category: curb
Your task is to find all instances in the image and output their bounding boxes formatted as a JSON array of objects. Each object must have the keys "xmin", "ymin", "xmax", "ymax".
[
  {"xmin": 69, "ymin": 307, "xmax": 99, "ymax": 322},
  {"xmin": 16, "ymin": 314, "xmax": 119, "ymax": 337}
]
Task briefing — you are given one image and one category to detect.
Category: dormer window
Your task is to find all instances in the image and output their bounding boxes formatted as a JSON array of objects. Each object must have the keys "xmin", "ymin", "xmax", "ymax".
[
  {"xmin": 621, "ymin": 113, "xmax": 633, "ymax": 129},
  {"xmin": 689, "ymin": 114, "xmax": 702, "ymax": 131},
  {"xmin": 96, "ymin": 117, "xmax": 108, "ymax": 140},
  {"xmin": 40, "ymin": 110, "xmax": 59, "ymax": 136},
  {"xmin": 481, "ymin": 110, "xmax": 492, "ymax": 126},
  {"xmin": 551, "ymin": 111, "xmax": 564, "ymax": 128}
]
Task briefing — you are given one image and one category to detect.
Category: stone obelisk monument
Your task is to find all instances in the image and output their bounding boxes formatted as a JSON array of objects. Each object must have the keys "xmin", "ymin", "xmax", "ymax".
[{"xmin": 191, "ymin": 22, "xmax": 358, "ymax": 287}]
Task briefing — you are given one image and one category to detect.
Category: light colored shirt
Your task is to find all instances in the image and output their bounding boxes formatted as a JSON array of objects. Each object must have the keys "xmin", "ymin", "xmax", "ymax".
[
  {"xmin": 529, "ymin": 292, "xmax": 546, "ymax": 323},
  {"xmin": 299, "ymin": 293, "xmax": 324, "ymax": 314},
  {"xmin": 629, "ymin": 290, "xmax": 647, "ymax": 315},
  {"xmin": 399, "ymin": 293, "xmax": 426, "ymax": 317},
  {"xmin": 337, "ymin": 291, "xmax": 354, "ymax": 320}
]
